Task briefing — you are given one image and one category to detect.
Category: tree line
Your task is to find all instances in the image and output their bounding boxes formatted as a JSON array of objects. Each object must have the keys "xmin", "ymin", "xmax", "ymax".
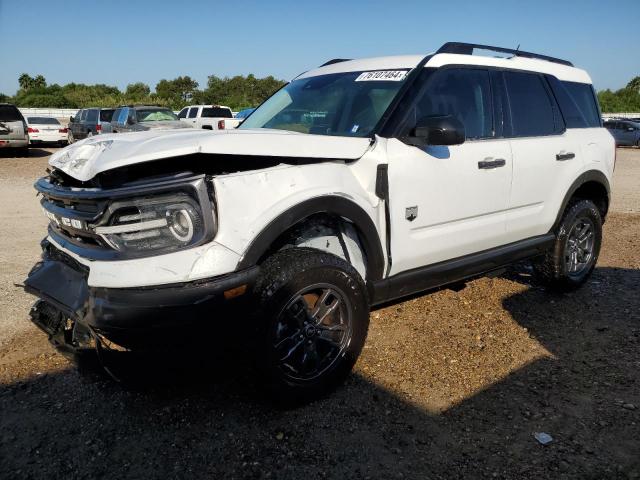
[
  {"xmin": 2, "ymin": 73, "xmax": 639, "ymax": 113},
  {"xmin": 0, "ymin": 73, "xmax": 287, "ymax": 111}
]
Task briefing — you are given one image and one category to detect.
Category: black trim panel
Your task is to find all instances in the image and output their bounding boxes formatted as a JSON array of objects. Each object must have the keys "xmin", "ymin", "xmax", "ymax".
[
  {"xmin": 236, "ymin": 196, "xmax": 385, "ymax": 281},
  {"xmin": 553, "ymin": 170, "xmax": 610, "ymax": 228},
  {"xmin": 370, "ymin": 234, "xmax": 555, "ymax": 306}
]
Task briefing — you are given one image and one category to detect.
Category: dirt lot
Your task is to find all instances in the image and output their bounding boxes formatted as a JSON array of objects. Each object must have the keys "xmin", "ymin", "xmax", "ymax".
[{"xmin": 1, "ymin": 147, "xmax": 639, "ymax": 479}]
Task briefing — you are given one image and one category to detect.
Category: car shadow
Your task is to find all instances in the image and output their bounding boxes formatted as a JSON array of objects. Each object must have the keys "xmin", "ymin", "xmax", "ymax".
[{"xmin": 1, "ymin": 266, "xmax": 638, "ymax": 479}]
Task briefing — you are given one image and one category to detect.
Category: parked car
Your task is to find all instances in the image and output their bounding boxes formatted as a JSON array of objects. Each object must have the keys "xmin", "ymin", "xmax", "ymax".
[
  {"xmin": 25, "ymin": 42, "xmax": 614, "ymax": 403},
  {"xmin": 604, "ymin": 119, "xmax": 640, "ymax": 147},
  {"xmin": 177, "ymin": 105, "xmax": 241, "ymax": 130},
  {"xmin": 235, "ymin": 108, "xmax": 255, "ymax": 121},
  {"xmin": 0, "ymin": 103, "xmax": 29, "ymax": 156},
  {"xmin": 110, "ymin": 105, "xmax": 192, "ymax": 133},
  {"xmin": 68, "ymin": 108, "xmax": 115, "ymax": 143},
  {"xmin": 27, "ymin": 117, "xmax": 68, "ymax": 146}
]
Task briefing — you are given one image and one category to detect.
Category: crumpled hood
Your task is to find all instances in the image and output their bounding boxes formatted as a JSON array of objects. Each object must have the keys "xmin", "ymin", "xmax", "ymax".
[{"xmin": 49, "ymin": 128, "xmax": 372, "ymax": 181}]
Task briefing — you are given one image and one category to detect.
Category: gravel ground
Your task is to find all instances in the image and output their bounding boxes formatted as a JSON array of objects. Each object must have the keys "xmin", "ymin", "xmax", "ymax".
[{"xmin": 1, "ymin": 146, "xmax": 639, "ymax": 479}]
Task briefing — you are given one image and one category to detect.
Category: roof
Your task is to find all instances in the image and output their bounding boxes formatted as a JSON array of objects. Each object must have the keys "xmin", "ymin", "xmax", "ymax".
[{"xmin": 297, "ymin": 49, "xmax": 591, "ymax": 84}]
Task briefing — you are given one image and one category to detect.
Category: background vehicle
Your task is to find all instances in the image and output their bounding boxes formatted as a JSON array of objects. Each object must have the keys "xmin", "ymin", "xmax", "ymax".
[
  {"xmin": 110, "ymin": 105, "xmax": 192, "ymax": 133},
  {"xmin": 604, "ymin": 119, "xmax": 640, "ymax": 146},
  {"xmin": 0, "ymin": 103, "xmax": 29, "ymax": 156},
  {"xmin": 26, "ymin": 117, "xmax": 68, "ymax": 146},
  {"xmin": 25, "ymin": 42, "xmax": 614, "ymax": 403},
  {"xmin": 177, "ymin": 105, "xmax": 241, "ymax": 130},
  {"xmin": 68, "ymin": 108, "xmax": 115, "ymax": 143}
]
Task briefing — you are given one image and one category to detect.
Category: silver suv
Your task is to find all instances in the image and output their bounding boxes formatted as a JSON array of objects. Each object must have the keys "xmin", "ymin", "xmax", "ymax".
[{"xmin": 0, "ymin": 104, "xmax": 29, "ymax": 156}]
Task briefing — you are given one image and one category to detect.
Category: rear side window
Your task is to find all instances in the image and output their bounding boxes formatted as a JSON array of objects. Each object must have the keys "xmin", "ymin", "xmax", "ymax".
[
  {"xmin": 0, "ymin": 105, "xmax": 24, "ymax": 122},
  {"xmin": 86, "ymin": 109, "xmax": 98, "ymax": 123},
  {"xmin": 411, "ymin": 68, "xmax": 494, "ymax": 139},
  {"xmin": 562, "ymin": 82, "xmax": 601, "ymax": 128},
  {"xmin": 504, "ymin": 71, "xmax": 559, "ymax": 137},
  {"xmin": 202, "ymin": 107, "xmax": 233, "ymax": 118},
  {"xmin": 187, "ymin": 107, "xmax": 198, "ymax": 118},
  {"xmin": 100, "ymin": 109, "xmax": 115, "ymax": 122}
]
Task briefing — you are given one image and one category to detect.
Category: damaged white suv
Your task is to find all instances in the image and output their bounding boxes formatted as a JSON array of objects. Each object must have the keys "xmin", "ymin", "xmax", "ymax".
[{"xmin": 25, "ymin": 43, "xmax": 614, "ymax": 401}]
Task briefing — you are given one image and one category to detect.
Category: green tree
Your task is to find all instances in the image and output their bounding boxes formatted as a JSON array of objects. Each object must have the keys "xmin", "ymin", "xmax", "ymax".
[
  {"xmin": 155, "ymin": 76, "xmax": 199, "ymax": 107},
  {"xmin": 18, "ymin": 73, "xmax": 34, "ymax": 91},
  {"xmin": 125, "ymin": 82, "xmax": 151, "ymax": 99},
  {"xmin": 626, "ymin": 76, "xmax": 640, "ymax": 94}
]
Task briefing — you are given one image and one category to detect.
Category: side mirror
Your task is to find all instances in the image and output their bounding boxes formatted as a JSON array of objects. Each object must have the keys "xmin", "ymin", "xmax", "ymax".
[
  {"xmin": 69, "ymin": 116, "xmax": 75, "ymax": 123},
  {"xmin": 406, "ymin": 115, "xmax": 465, "ymax": 147}
]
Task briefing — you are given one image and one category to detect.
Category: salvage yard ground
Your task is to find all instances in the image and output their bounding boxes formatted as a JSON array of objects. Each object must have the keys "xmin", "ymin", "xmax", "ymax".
[{"xmin": 0, "ymin": 147, "xmax": 639, "ymax": 479}]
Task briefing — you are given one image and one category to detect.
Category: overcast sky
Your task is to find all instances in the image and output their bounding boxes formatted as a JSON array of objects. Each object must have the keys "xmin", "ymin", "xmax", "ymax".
[{"xmin": 1, "ymin": 0, "xmax": 638, "ymax": 94}]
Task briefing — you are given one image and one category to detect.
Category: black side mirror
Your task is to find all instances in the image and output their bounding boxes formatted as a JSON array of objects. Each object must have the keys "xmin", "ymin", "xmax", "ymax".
[
  {"xmin": 406, "ymin": 115, "xmax": 465, "ymax": 146},
  {"xmin": 69, "ymin": 116, "xmax": 75, "ymax": 123}
]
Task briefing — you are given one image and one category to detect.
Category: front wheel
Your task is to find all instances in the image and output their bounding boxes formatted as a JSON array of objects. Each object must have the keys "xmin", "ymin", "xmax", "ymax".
[
  {"xmin": 535, "ymin": 199, "xmax": 602, "ymax": 291},
  {"xmin": 253, "ymin": 247, "xmax": 370, "ymax": 404}
]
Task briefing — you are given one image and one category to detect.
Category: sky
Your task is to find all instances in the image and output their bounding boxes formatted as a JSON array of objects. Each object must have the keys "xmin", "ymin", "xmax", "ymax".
[{"xmin": 1, "ymin": 0, "xmax": 638, "ymax": 95}]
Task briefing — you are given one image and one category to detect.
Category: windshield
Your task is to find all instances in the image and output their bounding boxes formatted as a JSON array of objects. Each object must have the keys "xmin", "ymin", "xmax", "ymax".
[
  {"xmin": 100, "ymin": 109, "xmax": 115, "ymax": 122},
  {"xmin": 28, "ymin": 117, "xmax": 60, "ymax": 125},
  {"xmin": 136, "ymin": 108, "xmax": 178, "ymax": 122},
  {"xmin": 240, "ymin": 70, "xmax": 409, "ymax": 137}
]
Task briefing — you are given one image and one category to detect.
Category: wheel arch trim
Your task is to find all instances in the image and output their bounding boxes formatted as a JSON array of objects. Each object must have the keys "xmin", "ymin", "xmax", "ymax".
[
  {"xmin": 553, "ymin": 170, "xmax": 611, "ymax": 230},
  {"xmin": 236, "ymin": 195, "xmax": 385, "ymax": 281}
]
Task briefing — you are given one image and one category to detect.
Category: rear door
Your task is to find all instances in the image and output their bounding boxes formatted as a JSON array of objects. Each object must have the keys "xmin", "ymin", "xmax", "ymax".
[
  {"xmin": 187, "ymin": 106, "xmax": 199, "ymax": 126},
  {"xmin": 502, "ymin": 71, "xmax": 584, "ymax": 241}
]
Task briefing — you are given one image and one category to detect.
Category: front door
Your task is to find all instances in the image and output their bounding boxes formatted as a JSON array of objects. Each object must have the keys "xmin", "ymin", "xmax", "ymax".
[{"xmin": 385, "ymin": 67, "xmax": 513, "ymax": 276}]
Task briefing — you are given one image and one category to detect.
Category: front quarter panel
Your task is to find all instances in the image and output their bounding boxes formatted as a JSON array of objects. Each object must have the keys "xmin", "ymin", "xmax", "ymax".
[{"xmin": 212, "ymin": 162, "xmax": 381, "ymax": 264}]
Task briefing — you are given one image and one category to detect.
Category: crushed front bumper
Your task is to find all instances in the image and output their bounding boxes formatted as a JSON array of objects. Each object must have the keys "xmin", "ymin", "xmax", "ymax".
[{"xmin": 23, "ymin": 241, "xmax": 259, "ymax": 351}]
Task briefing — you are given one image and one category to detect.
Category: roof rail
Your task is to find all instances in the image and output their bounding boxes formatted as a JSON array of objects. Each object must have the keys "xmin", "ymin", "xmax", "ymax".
[
  {"xmin": 436, "ymin": 42, "xmax": 573, "ymax": 67},
  {"xmin": 319, "ymin": 58, "xmax": 352, "ymax": 67}
]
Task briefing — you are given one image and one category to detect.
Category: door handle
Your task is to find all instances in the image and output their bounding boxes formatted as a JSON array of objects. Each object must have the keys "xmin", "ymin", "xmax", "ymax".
[
  {"xmin": 556, "ymin": 152, "xmax": 575, "ymax": 161},
  {"xmin": 478, "ymin": 158, "xmax": 506, "ymax": 169}
]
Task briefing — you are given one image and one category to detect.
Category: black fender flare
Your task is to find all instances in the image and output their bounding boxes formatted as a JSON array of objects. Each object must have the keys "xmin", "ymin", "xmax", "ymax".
[
  {"xmin": 553, "ymin": 170, "xmax": 611, "ymax": 229},
  {"xmin": 236, "ymin": 195, "xmax": 385, "ymax": 281}
]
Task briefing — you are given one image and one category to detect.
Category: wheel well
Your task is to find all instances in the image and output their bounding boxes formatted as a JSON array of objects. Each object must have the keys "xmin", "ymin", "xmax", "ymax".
[
  {"xmin": 257, "ymin": 213, "xmax": 369, "ymax": 280},
  {"xmin": 571, "ymin": 180, "xmax": 609, "ymax": 219}
]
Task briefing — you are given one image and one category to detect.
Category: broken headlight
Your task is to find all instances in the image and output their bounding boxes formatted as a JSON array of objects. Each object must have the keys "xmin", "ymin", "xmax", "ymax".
[{"xmin": 95, "ymin": 193, "xmax": 207, "ymax": 254}]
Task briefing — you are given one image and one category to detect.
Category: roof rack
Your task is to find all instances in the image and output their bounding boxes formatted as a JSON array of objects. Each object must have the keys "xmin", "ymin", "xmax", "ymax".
[
  {"xmin": 436, "ymin": 42, "xmax": 573, "ymax": 67},
  {"xmin": 319, "ymin": 58, "xmax": 352, "ymax": 67}
]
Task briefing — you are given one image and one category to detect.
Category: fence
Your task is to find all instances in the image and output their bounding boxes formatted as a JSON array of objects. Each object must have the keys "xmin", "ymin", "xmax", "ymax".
[{"xmin": 19, "ymin": 108, "xmax": 79, "ymax": 119}]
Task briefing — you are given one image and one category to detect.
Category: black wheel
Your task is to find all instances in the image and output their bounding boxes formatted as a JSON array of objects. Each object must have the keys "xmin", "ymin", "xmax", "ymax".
[
  {"xmin": 535, "ymin": 199, "xmax": 602, "ymax": 291},
  {"xmin": 253, "ymin": 247, "xmax": 369, "ymax": 404}
]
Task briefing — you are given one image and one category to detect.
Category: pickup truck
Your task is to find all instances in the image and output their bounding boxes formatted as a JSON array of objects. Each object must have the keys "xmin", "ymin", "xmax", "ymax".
[{"xmin": 178, "ymin": 105, "xmax": 241, "ymax": 130}]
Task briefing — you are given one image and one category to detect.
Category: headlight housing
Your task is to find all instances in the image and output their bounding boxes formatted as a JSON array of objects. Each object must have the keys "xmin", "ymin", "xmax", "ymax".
[{"xmin": 95, "ymin": 193, "xmax": 207, "ymax": 254}]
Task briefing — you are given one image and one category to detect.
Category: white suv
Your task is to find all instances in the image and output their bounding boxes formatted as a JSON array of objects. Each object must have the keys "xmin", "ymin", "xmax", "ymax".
[{"xmin": 25, "ymin": 43, "xmax": 614, "ymax": 402}]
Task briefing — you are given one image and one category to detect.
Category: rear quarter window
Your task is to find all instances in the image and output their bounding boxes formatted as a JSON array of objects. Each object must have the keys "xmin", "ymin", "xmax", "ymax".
[
  {"xmin": 561, "ymin": 81, "xmax": 601, "ymax": 128},
  {"xmin": 86, "ymin": 109, "xmax": 99, "ymax": 123}
]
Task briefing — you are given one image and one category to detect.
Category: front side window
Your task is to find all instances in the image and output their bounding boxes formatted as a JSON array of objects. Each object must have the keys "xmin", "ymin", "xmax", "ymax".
[
  {"xmin": 187, "ymin": 107, "xmax": 198, "ymax": 119},
  {"xmin": 404, "ymin": 68, "xmax": 494, "ymax": 139},
  {"xmin": 178, "ymin": 108, "xmax": 188, "ymax": 119},
  {"xmin": 504, "ymin": 71, "xmax": 558, "ymax": 137},
  {"xmin": 79, "ymin": 110, "xmax": 87, "ymax": 121},
  {"xmin": 136, "ymin": 108, "xmax": 178, "ymax": 122},
  {"xmin": 240, "ymin": 70, "xmax": 409, "ymax": 137}
]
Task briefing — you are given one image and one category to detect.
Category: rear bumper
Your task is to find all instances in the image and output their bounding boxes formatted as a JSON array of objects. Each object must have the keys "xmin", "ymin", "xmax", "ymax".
[
  {"xmin": 0, "ymin": 138, "xmax": 28, "ymax": 147},
  {"xmin": 24, "ymin": 241, "xmax": 259, "ymax": 349}
]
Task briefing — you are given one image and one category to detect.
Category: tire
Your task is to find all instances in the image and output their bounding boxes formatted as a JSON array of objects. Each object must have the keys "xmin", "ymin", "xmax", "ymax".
[
  {"xmin": 253, "ymin": 247, "xmax": 370, "ymax": 404},
  {"xmin": 535, "ymin": 199, "xmax": 602, "ymax": 291}
]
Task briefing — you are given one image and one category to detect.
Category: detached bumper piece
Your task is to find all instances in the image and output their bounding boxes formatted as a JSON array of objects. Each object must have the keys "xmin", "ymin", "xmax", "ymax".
[{"xmin": 23, "ymin": 241, "xmax": 259, "ymax": 353}]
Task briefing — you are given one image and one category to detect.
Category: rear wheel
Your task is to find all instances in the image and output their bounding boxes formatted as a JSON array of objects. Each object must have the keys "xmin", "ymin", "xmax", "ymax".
[
  {"xmin": 253, "ymin": 248, "xmax": 369, "ymax": 404},
  {"xmin": 535, "ymin": 199, "xmax": 602, "ymax": 291}
]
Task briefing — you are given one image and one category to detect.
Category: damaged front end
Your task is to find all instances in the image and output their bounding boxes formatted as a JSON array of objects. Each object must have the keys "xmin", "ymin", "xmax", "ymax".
[{"xmin": 23, "ymin": 164, "xmax": 259, "ymax": 359}]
